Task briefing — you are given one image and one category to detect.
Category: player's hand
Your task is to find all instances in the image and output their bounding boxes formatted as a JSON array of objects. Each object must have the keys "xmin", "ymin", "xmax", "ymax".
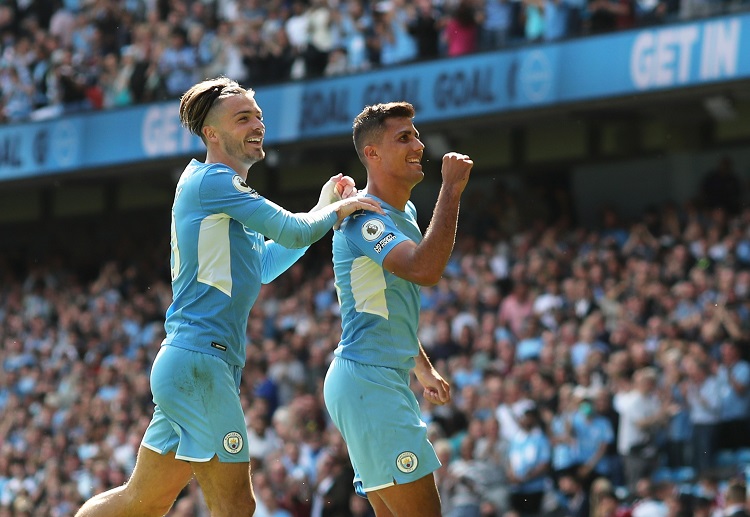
[
  {"xmin": 331, "ymin": 196, "xmax": 384, "ymax": 228},
  {"xmin": 417, "ymin": 368, "xmax": 451, "ymax": 406},
  {"xmin": 335, "ymin": 174, "xmax": 357, "ymax": 199},
  {"xmin": 316, "ymin": 173, "xmax": 357, "ymax": 208},
  {"xmin": 441, "ymin": 152, "xmax": 472, "ymax": 192}
]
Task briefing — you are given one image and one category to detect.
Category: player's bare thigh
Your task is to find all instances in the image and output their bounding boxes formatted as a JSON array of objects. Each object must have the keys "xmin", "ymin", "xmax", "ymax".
[
  {"xmin": 190, "ymin": 455, "xmax": 256, "ymax": 517},
  {"xmin": 366, "ymin": 473, "xmax": 441, "ymax": 517}
]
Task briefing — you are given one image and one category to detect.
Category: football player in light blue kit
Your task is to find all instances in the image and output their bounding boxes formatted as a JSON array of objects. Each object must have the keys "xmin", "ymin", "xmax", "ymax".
[
  {"xmin": 324, "ymin": 102, "xmax": 473, "ymax": 517},
  {"xmin": 75, "ymin": 77, "xmax": 383, "ymax": 517}
]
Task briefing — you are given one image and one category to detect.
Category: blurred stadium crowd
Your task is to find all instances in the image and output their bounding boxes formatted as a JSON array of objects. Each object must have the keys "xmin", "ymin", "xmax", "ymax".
[
  {"xmin": 2, "ymin": 157, "xmax": 750, "ymax": 516},
  {"xmin": 1, "ymin": 0, "xmax": 749, "ymax": 123}
]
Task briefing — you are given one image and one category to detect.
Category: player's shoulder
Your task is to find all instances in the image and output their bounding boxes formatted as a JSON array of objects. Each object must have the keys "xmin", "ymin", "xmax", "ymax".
[
  {"xmin": 202, "ymin": 162, "xmax": 237, "ymax": 181},
  {"xmin": 201, "ymin": 165, "xmax": 262, "ymax": 198},
  {"xmin": 179, "ymin": 161, "xmax": 223, "ymax": 187},
  {"xmin": 341, "ymin": 211, "xmax": 391, "ymax": 238}
]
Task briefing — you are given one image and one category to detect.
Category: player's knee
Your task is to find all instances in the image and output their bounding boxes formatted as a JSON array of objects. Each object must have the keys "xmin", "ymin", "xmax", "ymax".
[
  {"xmin": 213, "ymin": 488, "xmax": 255, "ymax": 516},
  {"xmin": 121, "ymin": 481, "xmax": 181, "ymax": 516},
  {"xmin": 76, "ymin": 485, "xmax": 179, "ymax": 517},
  {"xmin": 215, "ymin": 495, "xmax": 255, "ymax": 517},
  {"xmin": 241, "ymin": 489, "xmax": 257, "ymax": 516}
]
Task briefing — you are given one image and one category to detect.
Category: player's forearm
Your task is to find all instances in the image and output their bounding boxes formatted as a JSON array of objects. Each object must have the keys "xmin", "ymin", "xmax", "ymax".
[
  {"xmin": 260, "ymin": 242, "xmax": 308, "ymax": 283},
  {"xmin": 411, "ymin": 184, "xmax": 463, "ymax": 285},
  {"xmin": 414, "ymin": 342, "xmax": 433, "ymax": 371},
  {"xmin": 261, "ymin": 208, "xmax": 338, "ymax": 249}
]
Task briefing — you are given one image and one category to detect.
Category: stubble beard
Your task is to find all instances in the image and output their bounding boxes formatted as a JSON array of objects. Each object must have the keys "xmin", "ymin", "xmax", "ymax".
[
  {"xmin": 247, "ymin": 147, "xmax": 265, "ymax": 166},
  {"xmin": 230, "ymin": 138, "xmax": 264, "ymax": 168}
]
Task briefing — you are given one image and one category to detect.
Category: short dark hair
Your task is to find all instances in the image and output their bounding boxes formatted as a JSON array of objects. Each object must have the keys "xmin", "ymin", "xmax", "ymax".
[
  {"xmin": 179, "ymin": 76, "xmax": 252, "ymax": 142},
  {"xmin": 352, "ymin": 102, "xmax": 415, "ymax": 164}
]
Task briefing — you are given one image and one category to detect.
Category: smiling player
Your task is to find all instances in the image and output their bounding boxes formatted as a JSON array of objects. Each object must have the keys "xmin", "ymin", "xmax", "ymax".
[{"xmin": 324, "ymin": 102, "xmax": 473, "ymax": 517}]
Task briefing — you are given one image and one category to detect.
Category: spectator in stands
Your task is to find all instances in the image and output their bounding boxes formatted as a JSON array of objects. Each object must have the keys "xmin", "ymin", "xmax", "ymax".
[
  {"xmin": 442, "ymin": 0, "xmax": 480, "ymax": 56},
  {"xmin": 629, "ymin": 477, "xmax": 670, "ymax": 516},
  {"xmin": 33, "ymin": 47, "xmax": 90, "ymax": 119},
  {"xmin": 371, "ymin": 0, "xmax": 418, "ymax": 66},
  {"xmin": 285, "ymin": 0, "xmax": 310, "ymax": 79},
  {"xmin": 202, "ymin": 21, "xmax": 248, "ymax": 85},
  {"xmin": 478, "ymin": 0, "xmax": 514, "ymax": 49},
  {"xmin": 264, "ymin": 27, "xmax": 296, "ymax": 82},
  {"xmin": 506, "ymin": 401, "xmax": 552, "ymax": 515},
  {"xmin": 521, "ymin": 0, "xmax": 546, "ymax": 42},
  {"xmin": 682, "ymin": 353, "xmax": 721, "ymax": 476},
  {"xmin": 157, "ymin": 26, "xmax": 199, "ymax": 98},
  {"xmin": 660, "ymin": 348, "xmax": 692, "ymax": 469},
  {"xmin": 572, "ymin": 393, "xmax": 615, "ymax": 489},
  {"xmin": 557, "ymin": 470, "xmax": 591, "ymax": 517},
  {"xmin": 549, "ymin": 383, "xmax": 579, "ymax": 480},
  {"xmin": 243, "ymin": 25, "xmax": 275, "ymax": 85},
  {"xmin": 73, "ymin": 77, "xmax": 381, "ymax": 517},
  {"xmin": 98, "ymin": 52, "xmax": 132, "ymax": 108},
  {"xmin": 721, "ymin": 478, "xmax": 750, "ymax": 517},
  {"xmin": 335, "ymin": 0, "xmax": 372, "ymax": 72},
  {"xmin": 303, "ymin": 0, "xmax": 335, "ymax": 77},
  {"xmin": 499, "ymin": 279, "xmax": 534, "ymax": 340},
  {"xmin": 544, "ymin": 0, "xmax": 570, "ymax": 40},
  {"xmin": 324, "ymin": 46, "xmax": 350, "ymax": 76},
  {"xmin": 407, "ymin": 0, "xmax": 442, "ymax": 58},
  {"xmin": 613, "ymin": 367, "xmax": 669, "ymax": 492},
  {"xmin": 310, "ymin": 441, "xmax": 355, "ymax": 517},
  {"xmin": 442, "ymin": 434, "xmax": 486, "ymax": 516},
  {"xmin": 717, "ymin": 340, "xmax": 750, "ymax": 451},
  {"xmin": 0, "ymin": 64, "xmax": 33, "ymax": 122},
  {"xmin": 496, "ymin": 375, "xmax": 533, "ymax": 443},
  {"xmin": 590, "ymin": 487, "xmax": 621, "ymax": 517}
]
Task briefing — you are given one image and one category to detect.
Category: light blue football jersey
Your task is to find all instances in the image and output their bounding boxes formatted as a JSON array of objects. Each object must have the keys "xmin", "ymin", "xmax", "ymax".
[
  {"xmin": 164, "ymin": 159, "xmax": 337, "ymax": 367},
  {"xmin": 332, "ymin": 194, "xmax": 422, "ymax": 370}
]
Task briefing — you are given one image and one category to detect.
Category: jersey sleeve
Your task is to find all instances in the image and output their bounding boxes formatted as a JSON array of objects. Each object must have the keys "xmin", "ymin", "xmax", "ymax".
[
  {"xmin": 199, "ymin": 166, "xmax": 337, "ymax": 249},
  {"xmin": 259, "ymin": 241, "xmax": 308, "ymax": 284},
  {"xmin": 339, "ymin": 212, "xmax": 412, "ymax": 265}
]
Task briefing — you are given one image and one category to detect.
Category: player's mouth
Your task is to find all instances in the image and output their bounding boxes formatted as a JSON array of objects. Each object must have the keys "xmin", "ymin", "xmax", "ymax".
[
  {"xmin": 407, "ymin": 156, "xmax": 422, "ymax": 167},
  {"xmin": 246, "ymin": 136, "xmax": 263, "ymax": 146}
]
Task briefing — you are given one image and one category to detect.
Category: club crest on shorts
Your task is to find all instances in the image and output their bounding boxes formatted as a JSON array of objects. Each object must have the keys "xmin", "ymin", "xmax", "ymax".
[
  {"xmin": 223, "ymin": 431, "xmax": 244, "ymax": 454},
  {"xmin": 361, "ymin": 219, "xmax": 385, "ymax": 241},
  {"xmin": 396, "ymin": 451, "xmax": 418, "ymax": 473}
]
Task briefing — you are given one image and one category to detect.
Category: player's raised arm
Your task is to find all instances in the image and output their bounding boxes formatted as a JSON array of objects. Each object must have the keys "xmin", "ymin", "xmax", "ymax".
[{"xmin": 382, "ymin": 152, "xmax": 473, "ymax": 286}]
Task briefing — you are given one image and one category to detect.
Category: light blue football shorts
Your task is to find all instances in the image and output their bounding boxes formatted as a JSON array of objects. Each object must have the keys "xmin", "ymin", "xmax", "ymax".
[
  {"xmin": 323, "ymin": 356, "xmax": 441, "ymax": 493},
  {"xmin": 142, "ymin": 345, "xmax": 249, "ymax": 463}
]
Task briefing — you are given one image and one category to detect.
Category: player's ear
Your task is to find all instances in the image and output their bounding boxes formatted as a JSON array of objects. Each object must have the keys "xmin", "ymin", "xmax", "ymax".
[
  {"xmin": 202, "ymin": 125, "xmax": 216, "ymax": 142},
  {"xmin": 364, "ymin": 145, "xmax": 378, "ymax": 160}
]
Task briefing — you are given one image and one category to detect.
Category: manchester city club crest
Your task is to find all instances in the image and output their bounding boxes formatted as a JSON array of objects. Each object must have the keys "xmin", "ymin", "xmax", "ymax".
[
  {"xmin": 396, "ymin": 451, "xmax": 418, "ymax": 473},
  {"xmin": 223, "ymin": 431, "xmax": 244, "ymax": 454}
]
